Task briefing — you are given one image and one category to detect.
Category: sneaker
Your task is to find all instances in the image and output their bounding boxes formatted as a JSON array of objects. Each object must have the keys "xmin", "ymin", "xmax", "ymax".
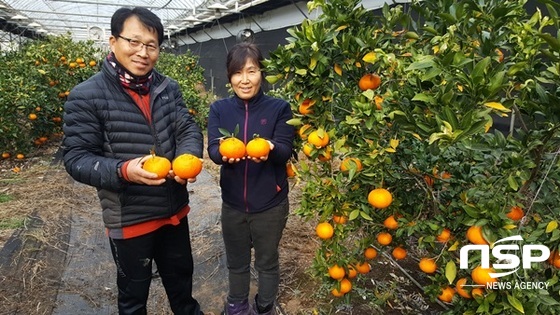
[
  {"xmin": 223, "ymin": 298, "xmax": 250, "ymax": 315},
  {"xmin": 251, "ymin": 295, "xmax": 275, "ymax": 315}
]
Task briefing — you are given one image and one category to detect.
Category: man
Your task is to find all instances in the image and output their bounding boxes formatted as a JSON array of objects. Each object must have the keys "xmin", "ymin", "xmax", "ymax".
[{"xmin": 62, "ymin": 7, "xmax": 208, "ymax": 315}]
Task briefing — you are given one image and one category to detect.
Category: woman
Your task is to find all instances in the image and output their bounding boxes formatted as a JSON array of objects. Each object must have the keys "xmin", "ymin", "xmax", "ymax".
[{"xmin": 207, "ymin": 42, "xmax": 295, "ymax": 315}]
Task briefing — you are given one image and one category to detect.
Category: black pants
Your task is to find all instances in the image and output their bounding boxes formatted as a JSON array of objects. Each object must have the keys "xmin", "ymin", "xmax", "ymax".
[
  {"xmin": 109, "ymin": 217, "xmax": 201, "ymax": 315},
  {"xmin": 221, "ymin": 198, "xmax": 289, "ymax": 308}
]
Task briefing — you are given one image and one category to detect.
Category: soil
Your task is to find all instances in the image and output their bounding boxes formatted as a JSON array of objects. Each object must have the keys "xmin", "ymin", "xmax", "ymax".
[{"xmin": 0, "ymin": 137, "xmax": 447, "ymax": 315}]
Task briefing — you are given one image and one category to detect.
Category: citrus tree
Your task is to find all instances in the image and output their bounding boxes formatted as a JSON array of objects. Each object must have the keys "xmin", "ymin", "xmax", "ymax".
[{"xmin": 264, "ymin": 0, "xmax": 560, "ymax": 313}]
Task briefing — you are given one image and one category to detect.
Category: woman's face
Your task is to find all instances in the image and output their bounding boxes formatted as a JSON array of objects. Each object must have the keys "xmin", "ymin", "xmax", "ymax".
[
  {"xmin": 230, "ymin": 59, "xmax": 262, "ymax": 100},
  {"xmin": 109, "ymin": 15, "xmax": 159, "ymax": 76}
]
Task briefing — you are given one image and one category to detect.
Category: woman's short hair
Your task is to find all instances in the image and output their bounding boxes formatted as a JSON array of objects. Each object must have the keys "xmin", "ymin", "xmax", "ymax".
[
  {"xmin": 111, "ymin": 7, "xmax": 164, "ymax": 46},
  {"xmin": 226, "ymin": 42, "xmax": 264, "ymax": 81}
]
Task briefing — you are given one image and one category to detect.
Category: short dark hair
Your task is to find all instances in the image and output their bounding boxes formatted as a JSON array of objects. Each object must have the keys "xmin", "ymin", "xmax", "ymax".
[
  {"xmin": 226, "ymin": 42, "xmax": 264, "ymax": 81},
  {"xmin": 111, "ymin": 7, "xmax": 164, "ymax": 46}
]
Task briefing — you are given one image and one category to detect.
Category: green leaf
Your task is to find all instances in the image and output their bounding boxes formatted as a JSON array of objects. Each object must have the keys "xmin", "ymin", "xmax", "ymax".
[
  {"xmin": 445, "ymin": 260, "xmax": 457, "ymax": 284},
  {"xmin": 406, "ymin": 56, "xmax": 435, "ymax": 70},
  {"xmin": 472, "ymin": 57, "xmax": 491, "ymax": 82},
  {"xmin": 360, "ymin": 211, "xmax": 373, "ymax": 221},
  {"xmin": 412, "ymin": 93, "xmax": 436, "ymax": 104},
  {"xmin": 349, "ymin": 209, "xmax": 360, "ymax": 221},
  {"xmin": 507, "ymin": 175, "xmax": 519, "ymax": 191},
  {"xmin": 537, "ymin": 33, "xmax": 560, "ymax": 51},
  {"xmin": 507, "ymin": 293, "xmax": 525, "ymax": 314}
]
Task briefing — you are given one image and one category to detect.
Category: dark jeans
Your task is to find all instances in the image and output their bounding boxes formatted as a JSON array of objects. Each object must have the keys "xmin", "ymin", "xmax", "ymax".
[
  {"xmin": 109, "ymin": 217, "xmax": 201, "ymax": 315},
  {"xmin": 221, "ymin": 198, "xmax": 289, "ymax": 308}
]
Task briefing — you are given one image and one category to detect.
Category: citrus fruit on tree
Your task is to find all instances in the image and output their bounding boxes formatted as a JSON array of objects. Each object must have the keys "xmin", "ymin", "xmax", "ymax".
[
  {"xmin": 358, "ymin": 73, "xmax": 381, "ymax": 91},
  {"xmin": 331, "ymin": 287, "xmax": 344, "ymax": 297},
  {"xmin": 506, "ymin": 206, "xmax": 524, "ymax": 221},
  {"xmin": 466, "ymin": 225, "xmax": 488, "ymax": 245},
  {"xmin": 347, "ymin": 265, "xmax": 357, "ymax": 279},
  {"xmin": 340, "ymin": 157, "xmax": 363, "ymax": 172},
  {"xmin": 364, "ymin": 247, "xmax": 378, "ymax": 259},
  {"xmin": 377, "ymin": 232, "xmax": 392, "ymax": 246},
  {"xmin": 436, "ymin": 228, "xmax": 452, "ymax": 243},
  {"xmin": 16, "ymin": 154, "xmax": 25, "ymax": 160},
  {"xmin": 437, "ymin": 286, "xmax": 455, "ymax": 303},
  {"xmin": 328, "ymin": 264, "xmax": 345, "ymax": 280},
  {"xmin": 419, "ymin": 258, "xmax": 437, "ymax": 274},
  {"xmin": 172, "ymin": 154, "xmax": 203, "ymax": 179},
  {"xmin": 333, "ymin": 214, "xmax": 348, "ymax": 224},
  {"xmin": 471, "ymin": 266, "xmax": 498, "ymax": 286},
  {"xmin": 316, "ymin": 222, "xmax": 334, "ymax": 240},
  {"xmin": 143, "ymin": 155, "xmax": 172, "ymax": 179},
  {"xmin": 298, "ymin": 124, "xmax": 312, "ymax": 140},
  {"xmin": 2, "ymin": 152, "xmax": 10, "ymax": 159},
  {"xmin": 302, "ymin": 143, "xmax": 314, "ymax": 157},
  {"xmin": 383, "ymin": 215, "xmax": 399, "ymax": 230},
  {"xmin": 298, "ymin": 98, "xmax": 315, "ymax": 115},
  {"xmin": 548, "ymin": 250, "xmax": 560, "ymax": 268},
  {"xmin": 355, "ymin": 261, "xmax": 371, "ymax": 274},
  {"xmin": 368, "ymin": 188, "xmax": 393, "ymax": 209},
  {"xmin": 28, "ymin": 113, "xmax": 37, "ymax": 120},
  {"xmin": 455, "ymin": 278, "xmax": 472, "ymax": 299},
  {"xmin": 338, "ymin": 278, "xmax": 352, "ymax": 294},
  {"xmin": 471, "ymin": 288, "xmax": 484, "ymax": 298},
  {"xmin": 392, "ymin": 247, "xmax": 407, "ymax": 260},
  {"xmin": 307, "ymin": 130, "xmax": 329, "ymax": 148},
  {"xmin": 286, "ymin": 162, "xmax": 296, "ymax": 178},
  {"xmin": 219, "ymin": 137, "xmax": 246, "ymax": 159},
  {"xmin": 246, "ymin": 136, "xmax": 271, "ymax": 158}
]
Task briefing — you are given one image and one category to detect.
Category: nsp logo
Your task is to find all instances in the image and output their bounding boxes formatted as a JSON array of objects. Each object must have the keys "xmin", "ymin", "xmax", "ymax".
[{"xmin": 459, "ymin": 235, "xmax": 550, "ymax": 278}]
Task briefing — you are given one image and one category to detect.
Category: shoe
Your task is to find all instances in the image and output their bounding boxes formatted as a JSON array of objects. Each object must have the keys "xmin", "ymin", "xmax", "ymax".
[
  {"xmin": 223, "ymin": 298, "xmax": 250, "ymax": 315},
  {"xmin": 251, "ymin": 295, "xmax": 275, "ymax": 315}
]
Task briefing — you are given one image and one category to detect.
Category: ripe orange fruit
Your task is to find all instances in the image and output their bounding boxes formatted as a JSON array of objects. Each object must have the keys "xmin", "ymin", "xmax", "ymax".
[
  {"xmin": 89, "ymin": 60, "xmax": 97, "ymax": 67},
  {"xmin": 331, "ymin": 287, "xmax": 344, "ymax": 297},
  {"xmin": 219, "ymin": 137, "xmax": 246, "ymax": 159},
  {"xmin": 339, "ymin": 278, "xmax": 352, "ymax": 294},
  {"xmin": 286, "ymin": 162, "xmax": 297, "ymax": 178},
  {"xmin": 419, "ymin": 258, "xmax": 437, "ymax": 274},
  {"xmin": 377, "ymin": 232, "xmax": 392, "ymax": 246},
  {"xmin": 471, "ymin": 288, "xmax": 484, "ymax": 298},
  {"xmin": 506, "ymin": 206, "xmax": 524, "ymax": 221},
  {"xmin": 52, "ymin": 117, "xmax": 62, "ymax": 123},
  {"xmin": 302, "ymin": 143, "xmax": 314, "ymax": 157},
  {"xmin": 374, "ymin": 95, "xmax": 383, "ymax": 110},
  {"xmin": 347, "ymin": 265, "xmax": 357, "ymax": 279},
  {"xmin": 246, "ymin": 137, "xmax": 270, "ymax": 158},
  {"xmin": 298, "ymin": 124, "xmax": 312, "ymax": 140},
  {"xmin": 298, "ymin": 98, "xmax": 315, "ymax": 115},
  {"xmin": 340, "ymin": 157, "xmax": 363, "ymax": 172},
  {"xmin": 307, "ymin": 130, "xmax": 329, "ymax": 148},
  {"xmin": 424, "ymin": 174, "xmax": 434, "ymax": 187},
  {"xmin": 358, "ymin": 73, "xmax": 381, "ymax": 91},
  {"xmin": 28, "ymin": 113, "xmax": 37, "ymax": 120},
  {"xmin": 16, "ymin": 153, "xmax": 25, "ymax": 160},
  {"xmin": 364, "ymin": 247, "xmax": 377, "ymax": 260},
  {"xmin": 392, "ymin": 247, "xmax": 407, "ymax": 260},
  {"xmin": 495, "ymin": 48, "xmax": 504, "ymax": 63},
  {"xmin": 355, "ymin": 261, "xmax": 371, "ymax": 274},
  {"xmin": 548, "ymin": 250, "xmax": 560, "ymax": 268},
  {"xmin": 316, "ymin": 222, "xmax": 334, "ymax": 240},
  {"xmin": 2, "ymin": 152, "xmax": 10, "ymax": 159},
  {"xmin": 143, "ymin": 155, "xmax": 172, "ymax": 179},
  {"xmin": 367, "ymin": 188, "xmax": 393, "ymax": 209},
  {"xmin": 172, "ymin": 154, "xmax": 203, "ymax": 179},
  {"xmin": 471, "ymin": 266, "xmax": 498, "ymax": 286},
  {"xmin": 383, "ymin": 215, "xmax": 399, "ymax": 230},
  {"xmin": 436, "ymin": 228, "xmax": 452, "ymax": 243},
  {"xmin": 318, "ymin": 146, "xmax": 332, "ymax": 162},
  {"xmin": 455, "ymin": 278, "xmax": 472, "ymax": 299},
  {"xmin": 438, "ymin": 286, "xmax": 455, "ymax": 303},
  {"xmin": 69, "ymin": 62, "xmax": 77, "ymax": 68},
  {"xmin": 328, "ymin": 264, "xmax": 345, "ymax": 280},
  {"xmin": 466, "ymin": 225, "xmax": 488, "ymax": 245},
  {"xmin": 333, "ymin": 214, "xmax": 348, "ymax": 224}
]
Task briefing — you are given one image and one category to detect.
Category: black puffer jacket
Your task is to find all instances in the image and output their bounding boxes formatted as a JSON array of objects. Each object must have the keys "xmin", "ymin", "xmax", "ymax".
[{"xmin": 62, "ymin": 60, "xmax": 203, "ymax": 229}]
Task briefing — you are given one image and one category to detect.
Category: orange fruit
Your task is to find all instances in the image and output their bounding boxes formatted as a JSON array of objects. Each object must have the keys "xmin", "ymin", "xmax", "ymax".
[
  {"xmin": 298, "ymin": 98, "xmax": 315, "ymax": 115},
  {"xmin": 143, "ymin": 155, "xmax": 172, "ymax": 179},
  {"xmin": 328, "ymin": 264, "xmax": 345, "ymax": 280},
  {"xmin": 246, "ymin": 137, "xmax": 270, "ymax": 158},
  {"xmin": 302, "ymin": 143, "xmax": 314, "ymax": 157},
  {"xmin": 286, "ymin": 162, "xmax": 297, "ymax": 178},
  {"xmin": 28, "ymin": 113, "xmax": 37, "ymax": 120},
  {"xmin": 419, "ymin": 258, "xmax": 437, "ymax": 274},
  {"xmin": 358, "ymin": 73, "xmax": 381, "ymax": 91},
  {"xmin": 307, "ymin": 130, "xmax": 329, "ymax": 148},
  {"xmin": 333, "ymin": 214, "xmax": 348, "ymax": 224},
  {"xmin": 506, "ymin": 206, "xmax": 524, "ymax": 221},
  {"xmin": 471, "ymin": 288, "xmax": 484, "ymax": 298},
  {"xmin": 424, "ymin": 174, "xmax": 434, "ymax": 187},
  {"xmin": 172, "ymin": 153, "xmax": 203, "ymax": 179},
  {"xmin": 377, "ymin": 232, "xmax": 392, "ymax": 246},
  {"xmin": 16, "ymin": 153, "xmax": 25, "ymax": 160},
  {"xmin": 374, "ymin": 95, "xmax": 383, "ymax": 110},
  {"xmin": 383, "ymin": 215, "xmax": 399, "ymax": 230},
  {"xmin": 219, "ymin": 137, "xmax": 246, "ymax": 159},
  {"xmin": 52, "ymin": 117, "xmax": 62, "ymax": 123},
  {"xmin": 2, "ymin": 152, "xmax": 10, "ymax": 159},
  {"xmin": 436, "ymin": 228, "xmax": 452, "ymax": 243},
  {"xmin": 298, "ymin": 124, "xmax": 312, "ymax": 140},
  {"xmin": 69, "ymin": 62, "xmax": 77, "ymax": 68},
  {"xmin": 331, "ymin": 288, "xmax": 344, "ymax": 297},
  {"xmin": 316, "ymin": 222, "xmax": 334, "ymax": 240},
  {"xmin": 455, "ymin": 278, "xmax": 472, "ymax": 299},
  {"xmin": 347, "ymin": 265, "xmax": 357, "ymax": 279},
  {"xmin": 355, "ymin": 261, "xmax": 371, "ymax": 274},
  {"xmin": 466, "ymin": 225, "xmax": 488, "ymax": 245},
  {"xmin": 549, "ymin": 250, "xmax": 560, "ymax": 268},
  {"xmin": 364, "ymin": 247, "xmax": 378, "ymax": 260},
  {"xmin": 392, "ymin": 247, "xmax": 407, "ymax": 260},
  {"xmin": 438, "ymin": 286, "xmax": 455, "ymax": 303},
  {"xmin": 495, "ymin": 48, "xmax": 504, "ymax": 63},
  {"xmin": 89, "ymin": 60, "xmax": 97, "ymax": 67},
  {"xmin": 340, "ymin": 157, "xmax": 363, "ymax": 173},
  {"xmin": 339, "ymin": 278, "xmax": 352, "ymax": 294},
  {"xmin": 471, "ymin": 266, "xmax": 498, "ymax": 286},
  {"xmin": 367, "ymin": 188, "xmax": 393, "ymax": 209}
]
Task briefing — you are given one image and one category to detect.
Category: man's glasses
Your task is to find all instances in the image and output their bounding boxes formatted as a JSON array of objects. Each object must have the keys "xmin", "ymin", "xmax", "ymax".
[{"xmin": 118, "ymin": 35, "xmax": 159, "ymax": 54}]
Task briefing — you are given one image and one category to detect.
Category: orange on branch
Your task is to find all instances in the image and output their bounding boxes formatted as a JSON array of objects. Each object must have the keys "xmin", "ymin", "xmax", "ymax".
[
  {"xmin": 419, "ymin": 258, "xmax": 437, "ymax": 274},
  {"xmin": 506, "ymin": 206, "xmax": 524, "ymax": 221},
  {"xmin": 358, "ymin": 73, "xmax": 381, "ymax": 91},
  {"xmin": 332, "ymin": 214, "xmax": 348, "ymax": 224},
  {"xmin": 471, "ymin": 266, "xmax": 498, "ymax": 286},
  {"xmin": 143, "ymin": 155, "xmax": 171, "ymax": 179},
  {"xmin": 471, "ymin": 288, "xmax": 484, "ymax": 298},
  {"xmin": 368, "ymin": 188, "xmax": 393, "ymax": 209},
  {"xmin": 172, "ymin": 153, "xmax": 203, "ymax": 179},
  {"xmin": 355, "ymin": 261, "xmax": 371, "ymax": 274},
  {"xmin": 466, "ymin": 225, "xmax": 488, "ymax": 245},
  {"xmin": 364, "ymin": 247, "xmax": 378, "ymax": 260},
  {"xmin": 286, "ymin": 162, "xmax": 297, "ymax": 178},
  {"xmin": 316, "ymin": 222, "xmax": 334, "ymax": 240},
  {"xmin": 219, "ymin": 137, "xmax": 246, "ymax": 159},
  {"xmin": 246, "ymin": 137, "xmax": 270, "ymax": 158},
  {"xmin": 392, "ymin": 247, "xmax": 407, "ymax": 260},
  {"xmin": 307, "ymin": 130, "xmax": 329, "ymax": 148},
  {"xmin": 436, "ymin": 228, "xmax": 452, "ymax": 243},
  {"xmin": 16, "ymin": 153, "xmax": 25, "ymax": 160},
  {"xmin": 2, "ymin": 152, "xmax": 10, "ymax": 159},
  {"xmin": 455, "ymin": 278, "xmax": 472, "ymax": 299},
  {"xmin": 347, "ymin": 265, "xmax": 357, "ymax": 279},
  {"xmin": 340, "ymin": 157, "xmax": 363, "ymax": 173},
  {"xmin": 383, "ymin": 215, "xmax": 399, "ymax": 230},
  {"xmin": 298, "ymin": 124, "xmax": 312, "ymax": 140},
  {"xmin": 377, "ymin": 232, "xmax": 392, "ymax": 246},
  {"xmin": 338, "ymin": 278, "xmax": 352, "ymax": 294},
  {"xmin": 298, "ymin": 98, "xmax": 315, "ymax": 115},
  {"xmin": 438, "ymin": 286, "xmax": 455, "ymax": 303},
  {"xmin": 28, "ymin": 113, "xmax": 37, "ymax": 120},
  {"xmin": 328, "ymin": 264, "xmax": 345, "ymax": 280}
]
